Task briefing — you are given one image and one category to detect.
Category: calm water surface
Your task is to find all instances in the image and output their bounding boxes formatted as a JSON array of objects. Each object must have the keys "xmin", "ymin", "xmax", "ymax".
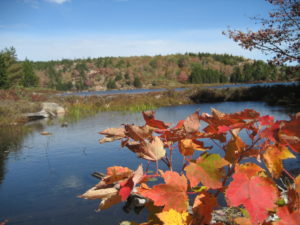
[{"xmin": 0, "ymin": 102, "xmax": 299, "ymax": 225}]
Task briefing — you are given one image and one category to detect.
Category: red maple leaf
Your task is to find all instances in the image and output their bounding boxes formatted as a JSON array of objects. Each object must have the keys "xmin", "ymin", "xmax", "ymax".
[
  {"xmin": 225, "ymin": 163, "xmax": 279, "ymax": 224},
  {"xmin": 142, "ymin": 111, "xmax": 170, "ymax": 129}
]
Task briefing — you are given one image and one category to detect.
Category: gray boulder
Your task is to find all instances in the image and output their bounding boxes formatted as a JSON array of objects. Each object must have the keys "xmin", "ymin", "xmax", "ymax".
[{"xmin": 25, "ymin": 102, "xmax": 65, "ymax": 120}]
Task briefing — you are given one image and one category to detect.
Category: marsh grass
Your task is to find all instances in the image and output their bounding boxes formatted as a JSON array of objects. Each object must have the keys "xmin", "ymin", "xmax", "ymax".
[{"xmin": 59, "ymin": 90, "xmax": 191, "ymax": 122}]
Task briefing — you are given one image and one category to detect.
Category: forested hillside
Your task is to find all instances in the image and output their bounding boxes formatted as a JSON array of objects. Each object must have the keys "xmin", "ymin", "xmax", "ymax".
[{"xmin": 0, "ymin": 47, "xmax": 299, "ymax": 91}]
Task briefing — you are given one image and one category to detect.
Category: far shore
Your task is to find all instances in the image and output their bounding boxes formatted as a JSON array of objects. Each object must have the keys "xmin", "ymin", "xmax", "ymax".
[{"xmin": 0, "ymin": 82, "xmax": 299, "ymax": 127}]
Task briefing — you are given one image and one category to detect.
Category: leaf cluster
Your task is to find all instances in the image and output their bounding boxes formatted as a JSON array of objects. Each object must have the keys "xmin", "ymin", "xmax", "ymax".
[{"xmin": 80, "ymin": 109, "xmax": 300, "ymax": 225}]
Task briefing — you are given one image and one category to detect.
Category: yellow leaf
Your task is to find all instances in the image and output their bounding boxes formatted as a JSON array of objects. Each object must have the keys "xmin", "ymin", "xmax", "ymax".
[
  {"xmin": 263, "ymin": 145, "xmax": 295, "ymax": 178},
  {"xmin": 157, "ymin": 209, "xmax": 191, "ymax": 225}
]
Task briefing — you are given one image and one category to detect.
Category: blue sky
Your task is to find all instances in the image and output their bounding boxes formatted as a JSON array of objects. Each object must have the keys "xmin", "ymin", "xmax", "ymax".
[{"xmin": 0, "ymin": 0, "xmax": 274, "ymax": 61}]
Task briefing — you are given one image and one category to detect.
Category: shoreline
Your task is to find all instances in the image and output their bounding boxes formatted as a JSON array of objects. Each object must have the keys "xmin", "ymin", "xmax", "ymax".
[{"xmin": 0, "ymin": 82, "xmax": 299, "ymax": 126}]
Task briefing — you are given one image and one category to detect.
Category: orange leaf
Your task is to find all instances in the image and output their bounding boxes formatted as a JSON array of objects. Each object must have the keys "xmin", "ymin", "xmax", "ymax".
[
  {"xmin": 142, "ymin": 111, "xmax": 169, "ymax": 129},
  {"xmin": 179, "ymin": 139, "xmax": 210, "ymax": 156},
  {"xmin": 234, "ymin": 217, "xmax": 253, "ymax": 225},
  {"xmin": 225, "ymin": 136, "xmax": 246, "ymax": 164},
  {"xmin": 99, "ymin": 166, "xmax": 133, "ymax": 186},
  {"xmin": 138, "ymin": 171, "xmax": 188, "ymax": 212}
]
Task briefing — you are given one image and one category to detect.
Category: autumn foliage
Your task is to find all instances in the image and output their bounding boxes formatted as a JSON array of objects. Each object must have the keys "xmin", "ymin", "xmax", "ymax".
[{"xmin": 80, "ymin": 109, "xmax": 300, "ymax": 225}]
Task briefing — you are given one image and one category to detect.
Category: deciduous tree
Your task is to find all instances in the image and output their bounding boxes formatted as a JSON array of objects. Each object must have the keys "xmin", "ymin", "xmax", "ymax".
[{"xmin": 224, "ymin": 0, "xmax": 300, "ymax": 64}]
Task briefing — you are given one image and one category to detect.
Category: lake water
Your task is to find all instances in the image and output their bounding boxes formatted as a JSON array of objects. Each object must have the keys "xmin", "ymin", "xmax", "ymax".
[
  {"xmin": 61, "ymin": 81, "xmax": 298, "ymax": 97},
  {"xmin": 0, "ymin": 102, "xmax": 299, "ymax": 225}
]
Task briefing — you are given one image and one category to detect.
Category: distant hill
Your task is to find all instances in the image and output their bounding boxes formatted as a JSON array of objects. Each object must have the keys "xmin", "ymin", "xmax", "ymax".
[
  {"xmin": 1, "ymin": 47, "xmax": 299, "ymax": 91},
  {"xmin": 32, "ymin": 53, "xmax": 248, "ymax": 90}
]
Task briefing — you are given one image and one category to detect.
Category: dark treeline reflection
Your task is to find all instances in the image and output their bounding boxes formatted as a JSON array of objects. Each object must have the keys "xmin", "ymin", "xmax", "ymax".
[{"xmin": 0, "ymin": 124, "xmax": 43, "ymax": 184}]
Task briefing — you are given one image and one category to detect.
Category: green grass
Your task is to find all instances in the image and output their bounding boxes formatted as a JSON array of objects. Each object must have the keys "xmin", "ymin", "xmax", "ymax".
[{"xmin": 60, "ymin": 90, "xmax": 190, "ymax": 122}]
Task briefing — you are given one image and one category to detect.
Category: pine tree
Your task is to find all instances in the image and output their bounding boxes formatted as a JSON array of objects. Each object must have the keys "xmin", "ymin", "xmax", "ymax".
[{"xmin": 22, "ymin": 59, "xmax": 39, "ymax": 87}]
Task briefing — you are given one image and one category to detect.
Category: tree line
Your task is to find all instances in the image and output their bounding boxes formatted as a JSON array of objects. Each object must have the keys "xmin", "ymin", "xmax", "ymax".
[
  {"xmin": 1, "ymin": 46, "xmax": 299, "ymax": 90},
  {"xmin": 0, "ymin": 47, "xmax": 39, "ymax": 89},
  {"xmin": 188, "ymin": 61, "xmax": 299, "ymax": 84}
]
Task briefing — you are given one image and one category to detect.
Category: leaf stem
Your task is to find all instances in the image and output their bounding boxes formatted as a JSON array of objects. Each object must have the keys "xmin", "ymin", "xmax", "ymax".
[{"xmin": 283, "ymin": 168, "xmax": 295, "ymax": 180}]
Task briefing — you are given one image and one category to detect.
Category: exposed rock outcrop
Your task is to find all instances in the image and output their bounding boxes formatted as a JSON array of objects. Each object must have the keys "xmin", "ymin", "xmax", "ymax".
[{"xmin": 25, "ymin": 102, "xmax": 65, "ymax": 120}]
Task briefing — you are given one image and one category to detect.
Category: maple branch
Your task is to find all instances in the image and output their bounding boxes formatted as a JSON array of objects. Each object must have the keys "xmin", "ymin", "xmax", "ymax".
[
  {"xmin": 161, "ymin": 157, "xmax": 170, "ymax": 168},
  {"xmin": 145, "ymin": 160, "xmax": 151, "ymax": 172},
  {"xmin": 281, "ymin": 2, "xmax": 300, "ymax": 31},
  {"xmin": 169, "ymin": 148, "xmax": 173, "ymax": 171},
  {"xmin": 211, "ymin": 139, "xmax": 224, "ymax": 151},
  {"xmin": 214, "ymin": 165, "xmax": 236, "ymax": 198},
  {"xmin": 283, "ymin": 168, "xmax": 295, "ymax": 180}
]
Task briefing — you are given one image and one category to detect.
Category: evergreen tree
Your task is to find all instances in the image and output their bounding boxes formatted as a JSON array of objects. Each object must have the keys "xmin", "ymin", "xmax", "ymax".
[
  {"xmin": 0, "ymin": 55, "xmax": 8, "ymax": 89},
  {"xmin": 133, "ymin": 76, "xmax": 142, "ymax": 88},
  {"xmin": 107, "ymin": 79, "xmax": 117, "ymax": 89},
  {"xmin": 22, "ymin": 59, "xmax": 39, "ymax": 87}
]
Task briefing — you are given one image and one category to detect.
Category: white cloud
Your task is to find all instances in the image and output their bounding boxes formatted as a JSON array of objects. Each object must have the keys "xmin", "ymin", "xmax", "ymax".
[{"xmin": 45, "ymin": 0, "xmax": 70, "ymax": 4}]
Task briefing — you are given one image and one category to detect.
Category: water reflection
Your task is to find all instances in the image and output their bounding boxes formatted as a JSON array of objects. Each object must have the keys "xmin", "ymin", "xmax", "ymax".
[{"xmin": 0, "ymin": 126, "xmax": 32, "ymax": 184}]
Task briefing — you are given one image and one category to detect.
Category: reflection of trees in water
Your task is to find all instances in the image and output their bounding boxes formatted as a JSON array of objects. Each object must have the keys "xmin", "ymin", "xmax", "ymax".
[
  {"xmin": 0, "ymin": 126, "xmax": 32, "ymax": 184},
  {"xmin": 0, "ymin": 119, "xmax": 49, "ymax": 184}
]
